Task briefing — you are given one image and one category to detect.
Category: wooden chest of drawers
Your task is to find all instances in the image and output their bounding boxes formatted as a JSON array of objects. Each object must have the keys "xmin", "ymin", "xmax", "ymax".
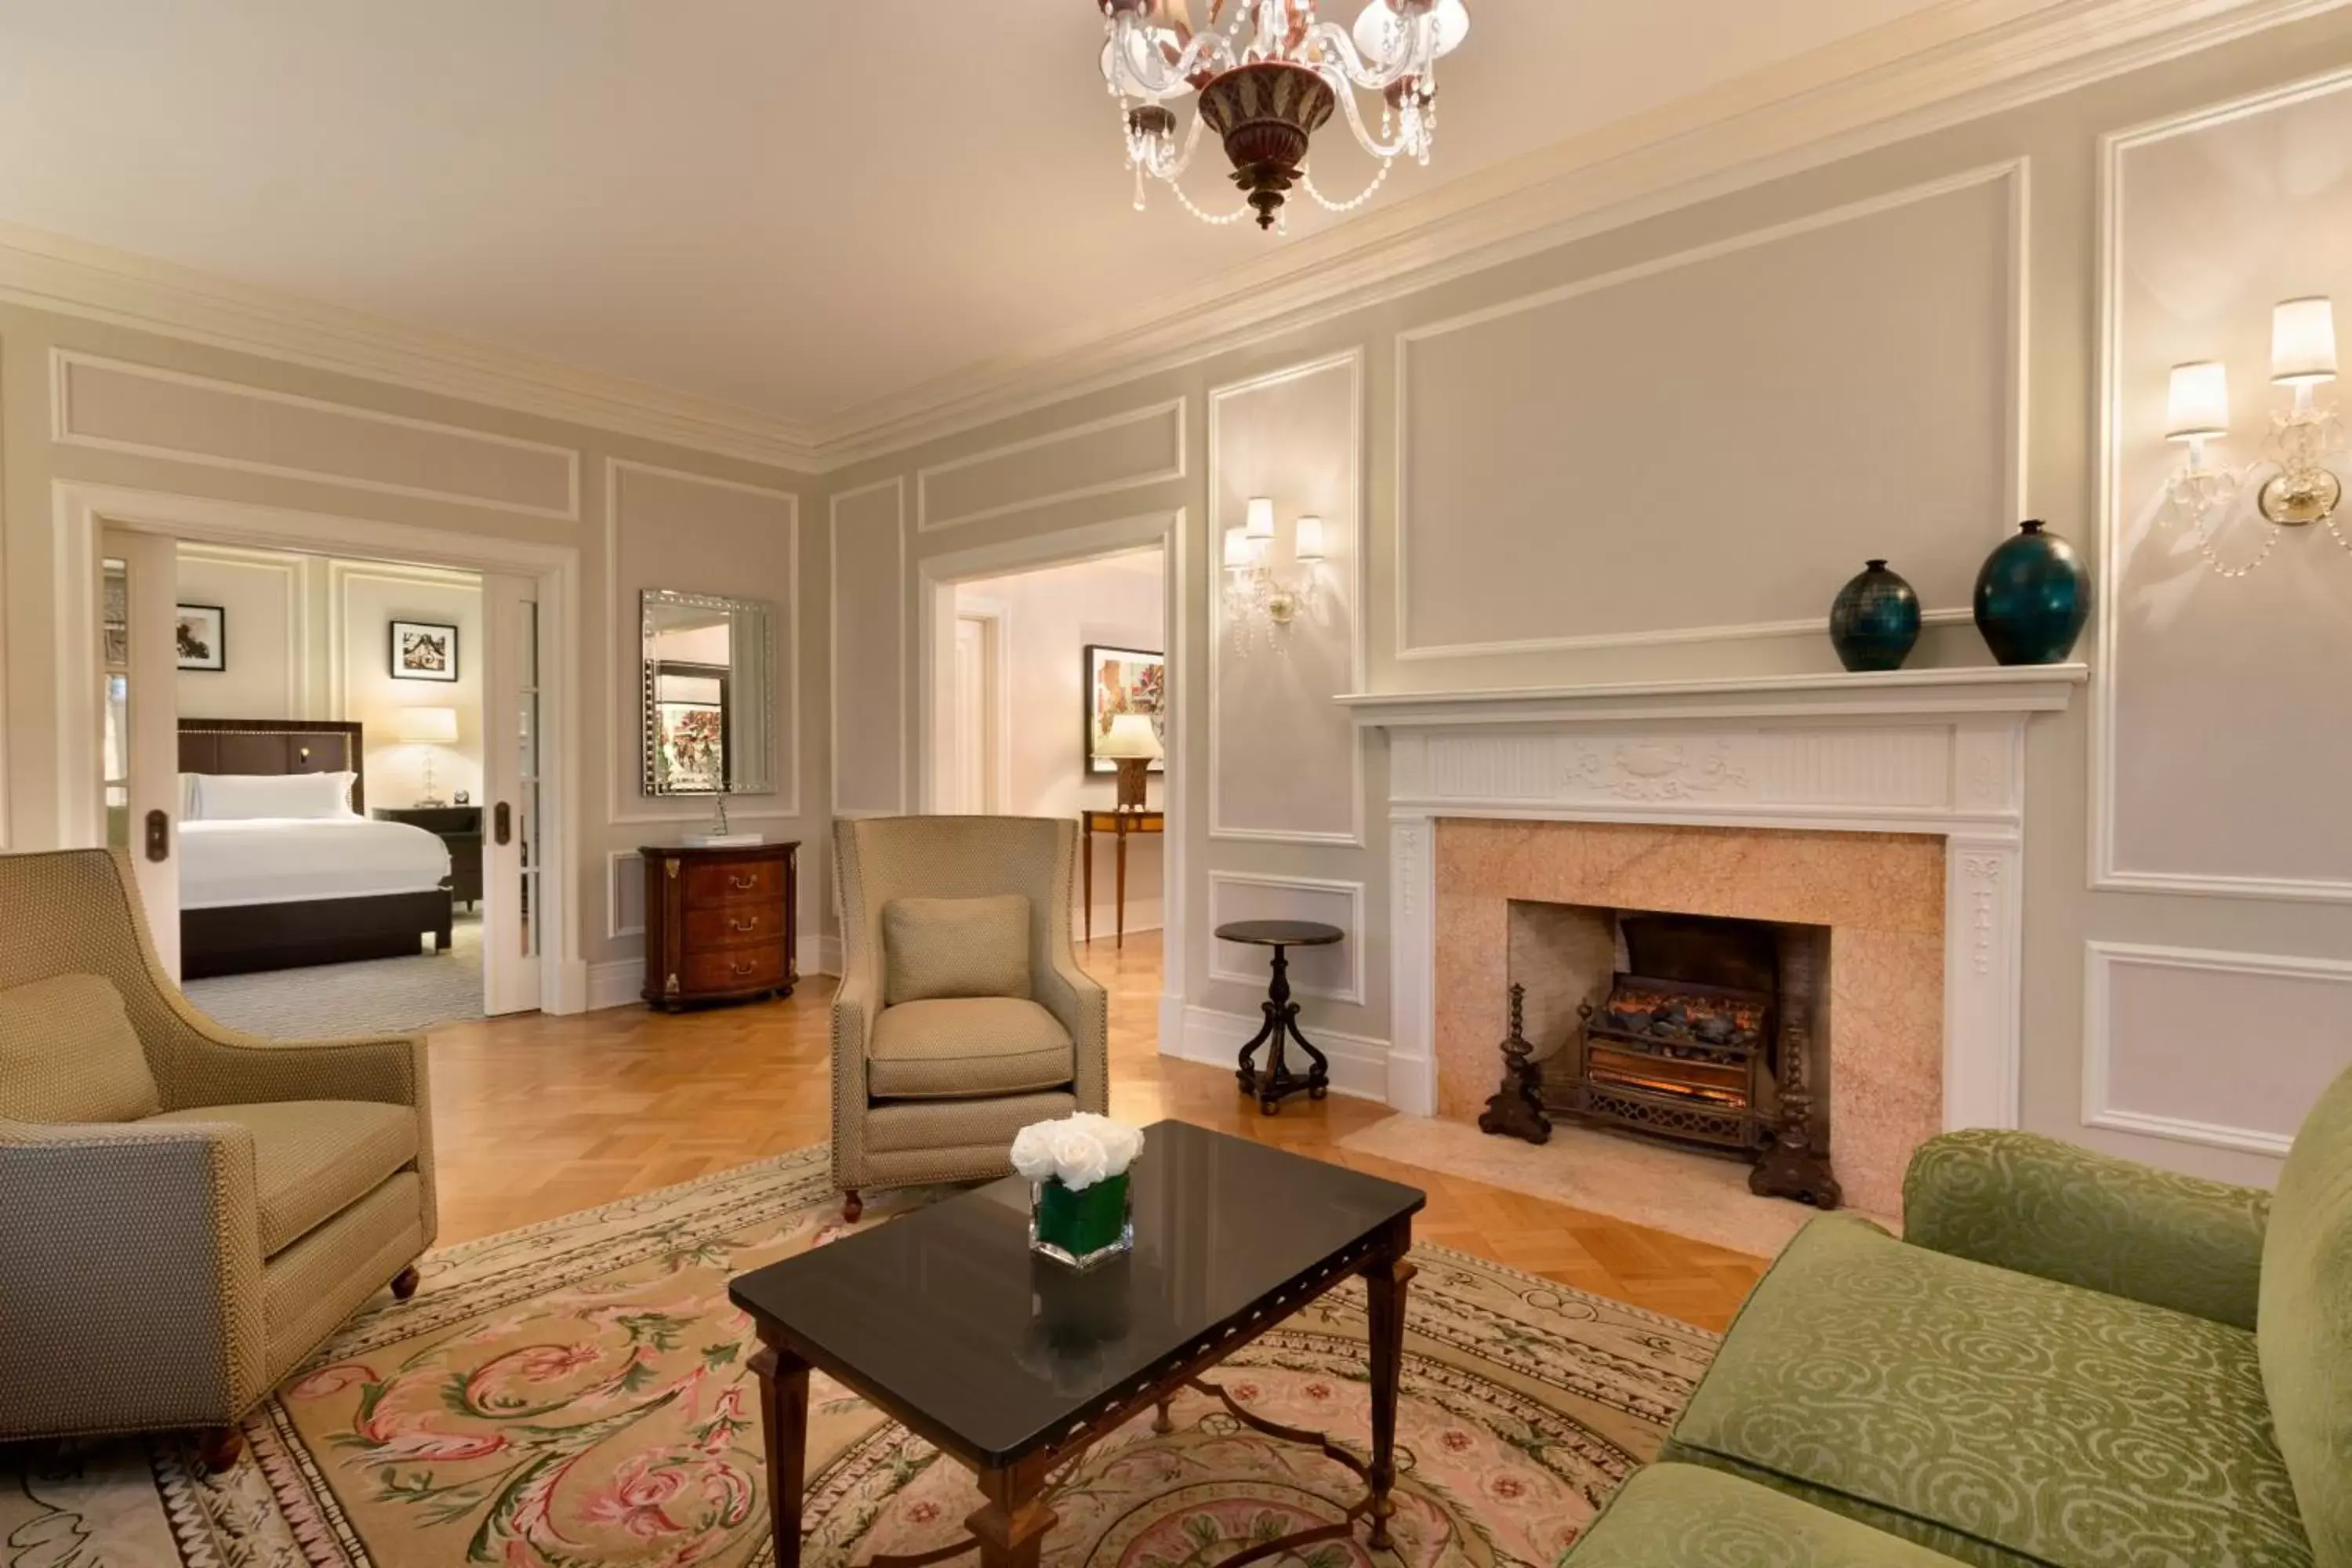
[{"xmin": 640, "ymin": 841, "xmax": 799, "ymax": 1011}]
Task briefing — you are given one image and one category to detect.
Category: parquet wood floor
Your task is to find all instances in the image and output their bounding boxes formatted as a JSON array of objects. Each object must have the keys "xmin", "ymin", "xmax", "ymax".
[{"xmin": 426, "ymin": 933, "xmax": 1767, "ymax": 1330}]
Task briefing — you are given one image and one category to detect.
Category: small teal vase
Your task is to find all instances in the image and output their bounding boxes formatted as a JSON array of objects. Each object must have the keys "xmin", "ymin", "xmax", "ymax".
[
  {"xmin": 1973, "ymin": 520, "xmax": 2089, "ymax": 666},
  {"xmin": 1828, "ymin": 560, "xmax": 1921, "ymax": 672}
]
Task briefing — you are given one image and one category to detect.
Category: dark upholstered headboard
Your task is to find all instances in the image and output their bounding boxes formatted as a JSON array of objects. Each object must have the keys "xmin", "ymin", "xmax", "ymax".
[{"xmin": 177, "ymin": 719, "xmax": 367, "ymax": 812}]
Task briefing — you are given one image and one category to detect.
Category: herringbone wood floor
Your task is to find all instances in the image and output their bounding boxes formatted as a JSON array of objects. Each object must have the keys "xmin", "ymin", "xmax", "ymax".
[{"xmin": 427, "ymin": 933, "xmax": 1767, "ymax": 1330}]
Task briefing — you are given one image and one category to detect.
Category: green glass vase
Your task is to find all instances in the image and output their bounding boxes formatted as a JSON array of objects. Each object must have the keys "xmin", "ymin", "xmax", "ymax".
[{"xmin": 1030, "ymin": 1173, "xmax": 1134, "ymax": 1271}]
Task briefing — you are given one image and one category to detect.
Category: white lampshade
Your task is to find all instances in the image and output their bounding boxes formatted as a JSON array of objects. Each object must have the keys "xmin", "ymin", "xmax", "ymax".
[
  {"xmin": 1352, "ymin": 0, "xmax": 1472, "ymax": 61},
  {"xmin": 1223, "ymin": 525, "xmax": 1258, "ymax": 572},
  {"xmin": 1294, "ymin": 515, "xmax": 1326, "ymax": 561},
  {"xmin": 394, "ymin": 706, "xmax": 459, "ymax": 746},
  {"xmin": 1098, "ymin": 712, "xmax": 1163, "ymax": 760},
  {"xmin": 1245, "ymin": 495, "xmax": 1276, "ymax": 539},
  {"xmin": 2165, "ymin": 361, "xmax": 2230, "ymax": 441},
  {"xmin": 2272, "ymin": 296, "xmax": 2338, "ymax": 385}
]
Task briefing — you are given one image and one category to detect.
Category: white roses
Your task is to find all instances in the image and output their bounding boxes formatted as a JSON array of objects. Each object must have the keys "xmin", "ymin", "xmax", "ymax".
[{"xmin": 1011, "ymin": 1113, "xmax": 1145, "ymax": 1192}]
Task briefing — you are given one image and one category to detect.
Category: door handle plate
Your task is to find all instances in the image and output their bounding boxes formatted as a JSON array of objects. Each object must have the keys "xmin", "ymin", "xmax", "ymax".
[
  {"xmin": 494, "ymin": 801, "xmax": 513, "ymax": 846},
  {"xmin": 144, "ymin": 810, "xmax": 170, "ymax": 863}
]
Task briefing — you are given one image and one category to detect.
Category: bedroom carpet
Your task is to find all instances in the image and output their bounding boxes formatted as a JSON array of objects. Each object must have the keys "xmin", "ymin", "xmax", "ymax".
[
  {"xmin": 0, "ymin": 1145, "xmax": 1718, "ymax": 1568},
  {"xmin": 180, "ymin": 912, "xmax": 485, "ymax": 1037}
]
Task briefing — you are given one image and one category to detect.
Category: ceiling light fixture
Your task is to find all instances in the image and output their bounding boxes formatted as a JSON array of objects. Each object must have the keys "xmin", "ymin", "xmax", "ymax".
[{"xmin": 1097, "ymin": 0, "xmax": 1472, "ymax": 232}]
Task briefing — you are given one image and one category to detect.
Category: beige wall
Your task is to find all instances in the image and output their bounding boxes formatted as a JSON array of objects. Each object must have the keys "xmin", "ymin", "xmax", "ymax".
[
  {"xmin": 819, "ymin": 14, "xmax": 2352, "ymax": 1181},
  {"xmin": 3, "ymin": 310, "xmax": 825, "ymax": 1006}
]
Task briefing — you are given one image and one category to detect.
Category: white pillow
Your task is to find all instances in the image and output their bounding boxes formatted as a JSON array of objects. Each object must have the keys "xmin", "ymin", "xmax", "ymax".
[{"xmin": 190, "ymin": 771, "xmax": 356, "ymax": 822}]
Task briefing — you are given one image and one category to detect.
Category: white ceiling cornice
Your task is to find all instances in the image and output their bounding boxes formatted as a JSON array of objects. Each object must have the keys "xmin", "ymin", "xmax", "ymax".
[{"xmin": 0, "ymin": 0, "xmax": 2336, "ymax": 477}]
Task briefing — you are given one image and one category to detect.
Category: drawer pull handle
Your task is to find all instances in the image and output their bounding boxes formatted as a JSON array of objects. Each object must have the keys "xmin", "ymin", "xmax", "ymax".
[
  {"xmin": 730, "ymin": 916, "xmax": 760, "ymax": 932},
  {"xmin": 730, "ymin": 960, "xmax": 757, "ymax": 977},
  {"xmin": 728, "ymin": 874, "xmax": 757, "ymax": 891}
]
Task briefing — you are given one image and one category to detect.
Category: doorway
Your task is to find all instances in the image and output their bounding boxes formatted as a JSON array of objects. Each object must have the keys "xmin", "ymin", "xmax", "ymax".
[{"xmin": 60, "ymin": 483, "xmax": 577, "ymax": 1022}]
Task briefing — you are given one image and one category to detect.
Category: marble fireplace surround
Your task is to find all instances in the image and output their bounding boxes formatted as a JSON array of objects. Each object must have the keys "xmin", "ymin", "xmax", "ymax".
[{"xmin": 1341, "ymin": 666, "xmax": 2087, "ymax": 1212}]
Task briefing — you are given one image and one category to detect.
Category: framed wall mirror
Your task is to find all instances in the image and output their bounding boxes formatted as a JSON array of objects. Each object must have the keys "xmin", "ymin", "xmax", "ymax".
[{"xmin": 641, "ymin": 589, "xmax": 779, "ymax": 796}]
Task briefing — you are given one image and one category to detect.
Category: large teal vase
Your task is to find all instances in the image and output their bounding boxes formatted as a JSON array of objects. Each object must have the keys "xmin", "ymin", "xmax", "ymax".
[
  {"xmin": 1973, "ymin": 520, "xmax": 2090, "ymax": 665},
  {"xmin": 1828, "ymin": 560, "xmax": 1921, "ymax": 672}
]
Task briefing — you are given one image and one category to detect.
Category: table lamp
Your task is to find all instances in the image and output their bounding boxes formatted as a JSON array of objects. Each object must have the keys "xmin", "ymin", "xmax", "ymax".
[
  {"xmin": 1098, "ymin": 712, "xmax": 1162, "ymax": 811},
  {"xmin": 394, "ymin": 706, "xmax": 459, "ymax": 807}
]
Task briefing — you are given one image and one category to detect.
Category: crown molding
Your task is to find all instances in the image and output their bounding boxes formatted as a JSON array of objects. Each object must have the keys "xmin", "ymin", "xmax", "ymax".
[
  {"xmin": 0, "ymin": 221, "xmax": 824, "ymax": 472},
  {"xmin": 0, "ymin": 0, "xmax": 2334, "ymax": 477}
]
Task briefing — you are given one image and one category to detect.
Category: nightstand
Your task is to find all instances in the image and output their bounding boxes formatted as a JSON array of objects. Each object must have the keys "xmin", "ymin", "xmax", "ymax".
[{"xmin": 372, "ymin": 804, "xmax": 485, "ymax": 908}]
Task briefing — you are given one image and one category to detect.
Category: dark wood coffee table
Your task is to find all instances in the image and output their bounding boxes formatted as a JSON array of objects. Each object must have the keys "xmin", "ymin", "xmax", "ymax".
[{"xmin": 728, "ymin": 1120, "xmax": 1425, "ymax": 1568}]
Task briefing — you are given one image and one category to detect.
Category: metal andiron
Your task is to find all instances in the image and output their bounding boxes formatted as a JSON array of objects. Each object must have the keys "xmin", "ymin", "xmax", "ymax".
[{"xmin": 1478, "ymin": 984, "xmax": 1552, "ymax": 1145}]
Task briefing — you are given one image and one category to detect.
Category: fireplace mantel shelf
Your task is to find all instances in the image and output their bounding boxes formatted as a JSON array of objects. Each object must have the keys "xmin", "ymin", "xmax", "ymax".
[{"xmin": 1338, "ymin": 663, "xmax": 2087, "ymax": 727}]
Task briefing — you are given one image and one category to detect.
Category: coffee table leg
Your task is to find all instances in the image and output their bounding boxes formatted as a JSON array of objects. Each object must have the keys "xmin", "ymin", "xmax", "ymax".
[
  {"xmin": 968, "ymin": 1454, "xmax": 1057, "ymax": 1568},
  {"xmin": 753, "ymin": 1336, "xmax": 811, "ymax": 1568},
  {"xmin": 1363, "ymin": 1218, "xmax": 1417, "ymax": 1551}
]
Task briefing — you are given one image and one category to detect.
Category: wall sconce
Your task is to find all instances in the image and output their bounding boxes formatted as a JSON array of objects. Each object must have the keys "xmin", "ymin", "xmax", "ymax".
[
  {"xmin": 2161, "ymin": 296, "xmax": 2352, "ymax": 577},
  {"xmin": 1222, "ymin": 496, "xmax": 1323, "ymax": 655}
]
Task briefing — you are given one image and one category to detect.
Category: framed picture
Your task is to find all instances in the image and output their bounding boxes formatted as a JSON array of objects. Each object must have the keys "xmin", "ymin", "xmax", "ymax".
[
  {"xmin": 390, "ymin": 619, "xmax": 460, "ymax": 682},
  {"xmin": 175, "ymin": 604, "xmax": 227, "ymax": 671},
  {"xmin": 652, "ymin": 662, "xmax": 730, "ymax": 793},
  {"xmin": 1084, "ymin": 644, "xmax": 1165, "ymax": 775}
]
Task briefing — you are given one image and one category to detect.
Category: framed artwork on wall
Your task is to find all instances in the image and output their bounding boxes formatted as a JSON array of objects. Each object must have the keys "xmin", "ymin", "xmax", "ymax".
[
  {"xmin": 175, "ymin": 604, "xmax": 227, "ymax": 672},
  {"xmin": 1084, "ymin": 644, "xmax": 1165, "ymax": 775},
  {"xmin": 390, "ymin": 619, "xmax": 460, "ymax": 682}
]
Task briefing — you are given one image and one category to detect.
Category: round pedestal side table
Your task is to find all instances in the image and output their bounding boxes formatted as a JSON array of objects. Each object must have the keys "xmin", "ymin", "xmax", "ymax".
[{"xmin": 1214, "ymin": 919, "xmax": 1346, "ymax": 1116}]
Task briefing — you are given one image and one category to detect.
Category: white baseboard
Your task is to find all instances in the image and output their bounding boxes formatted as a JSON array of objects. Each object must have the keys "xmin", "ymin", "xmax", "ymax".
[
  {"xmin": 1073, "ymin": 901, "xmax": 1164, "ymax": 942},
  {"xmin": 545, "ymin": 959, "xmax": 591, "ymax": 1016},
  {"xmin": 586, "ymin": 960, "xmax": 641, "ymax": 1011},
  {"xmin": 802, "ymin": 934, "xmax": 843, "ymax": 978},
  {"xmin": 1170, "ymin": 1004, "xmax": 1390, "ymax": 1104}
]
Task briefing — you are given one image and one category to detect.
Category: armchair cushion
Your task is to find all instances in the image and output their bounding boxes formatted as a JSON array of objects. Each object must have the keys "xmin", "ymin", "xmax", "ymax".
[
  {"xmin": 0, "ymin": 972, "xmax": 160, "ymax": 1123},
  {"xmin": 868, "ymin": 998, "xmax": 1074, "ymax": 1100},
  {"xmin": 1665, "ymin": 1214, "xmax": 2309, "ymax": 1568},
  {"xmin": 147, "ymin": 1100, "xmax": 418, "ymax": 1257},
  {"xmin": 1566, "ymin": 1464, "xmax": 1969, "ymax": 1567},
  {"xmin": 884, "ymin": 895, "xmax": 1032, "ymax": 1004}
]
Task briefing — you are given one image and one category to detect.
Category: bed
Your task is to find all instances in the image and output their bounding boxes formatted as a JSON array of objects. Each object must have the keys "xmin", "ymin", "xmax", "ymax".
[{"xmin": 177, "ymin": 719, "xmax": 456, "ymax": 979}]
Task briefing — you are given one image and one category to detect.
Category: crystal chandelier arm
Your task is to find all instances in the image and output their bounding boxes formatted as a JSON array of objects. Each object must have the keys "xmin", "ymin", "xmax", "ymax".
[
  {"xmin": 1301, "ymin": 16, "xmax": 1434, "ymax": 91},
  {"xmin": 1107, "ymin": 15, "xmax": 1237, "ymax": 100},
  {"xmin": 1323, "ymin": 73, "xmax": 1415, "ymax": 160},
  {"xmin": 1301, "ymin": 159, "xmax": 1393, "ymax": 212}
]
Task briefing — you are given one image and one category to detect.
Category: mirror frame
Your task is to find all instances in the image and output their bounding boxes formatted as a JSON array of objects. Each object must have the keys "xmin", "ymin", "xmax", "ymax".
[{"xmin": 639, "ymin": 587, "xmax": 779, "ymax": 797}]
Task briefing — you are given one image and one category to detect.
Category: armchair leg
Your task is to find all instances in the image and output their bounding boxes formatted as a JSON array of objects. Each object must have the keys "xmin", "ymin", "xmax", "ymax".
[
  {"xmin": 390, "ymin": 1265, "xmax": 421, "ymax": 1300},
  {"xmin": 841, "ymin": 1190, "xmax": 863, "ymax": 1224},
  {"xmin": 194, "ymin": 1425, "xmax": 244, "ymax": 1474}
]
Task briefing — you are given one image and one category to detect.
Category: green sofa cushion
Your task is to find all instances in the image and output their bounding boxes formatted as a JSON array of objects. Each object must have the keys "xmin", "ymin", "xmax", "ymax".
[
  {"xmin": 2262, "ymin": 1061, "xmax": 2352, "ymax": 1568},
  {"xmin": 1667, "ymin": 1214, "xmax": 2310, "ymax": 1568},
  {"xmin": 1567, "ymin": 1464, "xmax": 1968, "ymax": 1566}
]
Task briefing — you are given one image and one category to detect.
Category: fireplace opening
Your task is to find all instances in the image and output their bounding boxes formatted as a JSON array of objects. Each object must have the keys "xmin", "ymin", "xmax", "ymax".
[{"xmin": 1490, "ymin": 900, "xmax": 1840, "ymax": 1208}]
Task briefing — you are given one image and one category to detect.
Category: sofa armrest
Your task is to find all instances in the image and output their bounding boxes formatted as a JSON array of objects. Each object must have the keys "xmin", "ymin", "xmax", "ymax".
[
  {"xmin": 1035, "ymin": 954, "xmax": 1109, "ymax": 1113},
  {"xmin": 153, "ymin": 1004, "xmax": 427, "ymax": 1112},
  {"xmin": 0, "ymin": 1118, "xmax": 267, "ymax": 1437},
  {"xmin": 1904, "ymin": 1130, "xmax": 2269, "ymax": 1329}
]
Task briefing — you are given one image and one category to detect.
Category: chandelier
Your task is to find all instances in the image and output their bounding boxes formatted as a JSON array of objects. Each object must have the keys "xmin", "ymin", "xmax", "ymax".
[{"xmin": 1097, "ymin": 0, "xmax": 1472, "ymax": 230}]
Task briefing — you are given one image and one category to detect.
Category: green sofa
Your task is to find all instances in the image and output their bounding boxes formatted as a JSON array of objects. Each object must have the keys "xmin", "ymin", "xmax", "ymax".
[{"xmin": 1566, "ymin": 1061, "xmax": 2352, "ymax": 1566}]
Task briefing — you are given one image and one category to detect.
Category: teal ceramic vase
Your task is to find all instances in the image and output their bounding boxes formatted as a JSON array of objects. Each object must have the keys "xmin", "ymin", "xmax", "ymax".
[
  {"xmin": 1973, "ymin": 520, "xmax": 2089, "ymax": 665},
  {"xmin": 1828, "ymin": 560, "xmax": 1921, "ymax": 672}
]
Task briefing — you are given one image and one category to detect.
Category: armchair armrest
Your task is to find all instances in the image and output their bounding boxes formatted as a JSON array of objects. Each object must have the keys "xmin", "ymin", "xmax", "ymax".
[
  {"xmin": 1904, "ymin": 1130, "xmax": 2269, "ymax": 1329},
  {"xmin": 152, "ymin": 999, "xmax": 426, "ymax": 1112},
  {"xmin": 1035, "ymin": 954, "xmax": 1109, "ymax": 1114},
  {"xmin": 0, "ymin": 1118, "xmax": 266, "ymax": 1437},
  {"xmin": 829, "ymin": 967, "xmax": 880, "ymax": 1189}
]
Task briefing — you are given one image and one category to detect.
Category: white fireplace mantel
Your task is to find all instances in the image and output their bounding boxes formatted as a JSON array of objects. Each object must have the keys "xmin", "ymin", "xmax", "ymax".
[{"xmin": 1339, "ymin": 664, "xmax": 2087, "ymax": 1127}]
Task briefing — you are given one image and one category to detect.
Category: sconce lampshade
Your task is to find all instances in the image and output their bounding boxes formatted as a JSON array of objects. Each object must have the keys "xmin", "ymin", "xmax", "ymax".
[
  {"xmin": 2272, "ymin": 296, "xmax": 2338, "ymax": 385},
  {"xmin": 1098, "ymin": 711, "xmax": 1164, "ymax": 760},
  {"xmin": 394, "ymin": 706, "xmax": 459, "ymax": 746},
  {"xmin": 1245, "ymin": 495, "xmax": 1276, "ymax": 539},
  {"xmin": 1294, "ymin": 515, "xmax": 1326, "ymax": 561},
  {"xmin": 2165, "ymin": 361, "xmax": 2230, "ymax": 441}
]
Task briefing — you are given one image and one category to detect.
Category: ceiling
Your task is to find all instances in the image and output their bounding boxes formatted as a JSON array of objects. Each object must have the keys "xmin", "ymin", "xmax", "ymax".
[{"xmin": 0, "ymin": 2, "xmax": 2069, "ymax": 434}]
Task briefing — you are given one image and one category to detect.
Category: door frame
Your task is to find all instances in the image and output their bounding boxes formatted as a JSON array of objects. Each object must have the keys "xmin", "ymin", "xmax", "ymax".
[
  {"xmin": 949, "ymin": 596, "xmax": 1010, "ymax": 814},
  {"xmin": 51, "ymin": 480, "xmax": 589, "ymax": 1013},
  {"xmin": 914, "ymin": 510, "xmax": 1188, "ymax": 1046}
]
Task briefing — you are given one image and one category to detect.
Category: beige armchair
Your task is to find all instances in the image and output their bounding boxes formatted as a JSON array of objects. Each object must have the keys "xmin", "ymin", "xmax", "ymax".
[
  {"xmin": 830, "ymin": 816, "xmax": 1109, "ymax": 1220},
  {"xmin": 0, "ymin": 849, "xmax": 435, "ymax": 1470}
]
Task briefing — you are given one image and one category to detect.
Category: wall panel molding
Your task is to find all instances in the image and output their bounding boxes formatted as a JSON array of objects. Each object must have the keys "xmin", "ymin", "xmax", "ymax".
[
  {"xmin": 176, "ymin": 542, "xmax": 307, "ymax": 715},
  {"xmin": 828, "ymin": 475, "xmax": 909, "ymax": 815},
  {"xmin": 2090, "ymin": 65, "xmax": 2352, "ymax": 903},
  {"xmin": 1207, "ymin": 870, "xmax": 1368, "ymax": 1004},
  {"xmin": 53, "ymin": 350, "xmax": 582, "ymax": 520},
  {"xmin": 2082, "ymin": 939, "xmax": 2352, "ymax": 1156},
  {"xmin": 608, "ymin": 848, "xmax": 646, "ymax": 939},
  {"xmin": 1393, "ymin": 160, "xmax": 2027, "ymax": 662},
  {"xmin": 916, "ymin": 398, "xmax": 1185, "ymax": 532}
]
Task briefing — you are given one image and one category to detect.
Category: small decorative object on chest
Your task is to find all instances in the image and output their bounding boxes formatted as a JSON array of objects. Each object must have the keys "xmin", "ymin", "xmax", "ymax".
[{"xmin": 1013, "ymin": 1113, "xmax": 1144, "ymax": 1271}]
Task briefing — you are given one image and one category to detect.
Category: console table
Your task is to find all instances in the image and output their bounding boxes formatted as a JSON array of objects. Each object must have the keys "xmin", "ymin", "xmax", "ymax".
[{"xmin": 1079, "ymin": 808, "xmax": 1162, "ymax": 947}]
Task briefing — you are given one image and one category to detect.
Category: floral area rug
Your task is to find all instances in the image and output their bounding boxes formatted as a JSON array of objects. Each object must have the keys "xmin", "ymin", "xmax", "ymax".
[{"xmin": 2, "ymin": 1146, "xmax": 1716, "ymax": 1568}]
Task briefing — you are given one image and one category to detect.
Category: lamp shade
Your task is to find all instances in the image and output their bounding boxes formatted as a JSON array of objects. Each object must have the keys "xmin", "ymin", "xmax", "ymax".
[
  {"xmin": 1098, "ymin": 712, "xmax": 1163, "ymax": 760},
  {"xmin": 1223, "ymin": 525, "xmax": 1255, "ymax": 572},
  {"xmin": 2272, "ymin": 296, "xmax": 2338, "ymax": 384},
  {"xmin": 2165, "ymin": 361, "xmax": 2230, "ymax": 441},
  {"xmin": 1294, "ymin": 515, "xmax": 1326, "ymax": 561},
  {"xmin": 1245, "ymin": 495, "xmax": 1276, "ymax": 539},
  {"xmin": 394, "ymin": 706, "xmax": 459, "ymax": 745},
  {"xmin": 1352, "ymin": 0, "xmax": 1472, "ymax": 61}
]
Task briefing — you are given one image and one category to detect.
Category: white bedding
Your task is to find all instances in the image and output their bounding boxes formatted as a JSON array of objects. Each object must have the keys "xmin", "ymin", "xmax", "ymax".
[{"xmin": 178, "ymin": 816, "xmax": 452, "ymax": 910}]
